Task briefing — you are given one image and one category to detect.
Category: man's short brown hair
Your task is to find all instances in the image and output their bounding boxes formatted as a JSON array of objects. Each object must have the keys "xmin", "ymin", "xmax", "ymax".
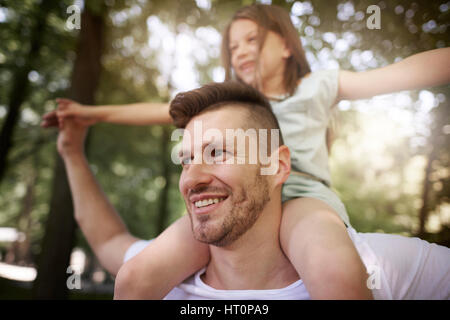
[{"xmin": 169, "ymin": 81, "xmax": 284, "ymax": 145}]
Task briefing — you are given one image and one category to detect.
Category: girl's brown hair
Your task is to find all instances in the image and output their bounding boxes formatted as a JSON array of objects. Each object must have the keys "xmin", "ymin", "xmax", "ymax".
[{"xmin": 221, "ymin": 3, "xmax": 311, "ymax": 96}]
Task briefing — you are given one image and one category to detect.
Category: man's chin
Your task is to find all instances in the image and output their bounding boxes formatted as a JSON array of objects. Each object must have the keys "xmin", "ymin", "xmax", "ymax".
[
  {"xmin": 192, "ymin": 219, "xmax": 223, "ymax": 245},
  {"xmin": 193, "ymin": 231, "xmax": 229, "ymax": 247}
]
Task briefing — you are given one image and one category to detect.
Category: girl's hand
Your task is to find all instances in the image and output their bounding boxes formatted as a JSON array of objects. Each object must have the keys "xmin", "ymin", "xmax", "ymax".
[
  {"xmin": 41, "ymin": 109, "xmax": 59, "ymax": 128},
  {"xmin": 56, "ymin": 116, "xmax": 89, "ymax": 159},
  {"xmin": 55, "ymin": 98, "xmax": 99, "ymax": 129}
]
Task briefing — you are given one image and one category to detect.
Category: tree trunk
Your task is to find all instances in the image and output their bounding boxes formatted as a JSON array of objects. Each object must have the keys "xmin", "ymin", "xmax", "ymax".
[
  {"xmin": 5, "ymin": 164, "xmax": 36, "ymax": 265},
  {"xmin": 33, "ymin": 6, "xmax": 104, "ymax": 299},
  {"xmin": 417, "ymin": 147, "xmax": 436, "ymax": 236},
  {"xmin": 0, "ymin": 0, "xmax": 53, "ymax": 183},
  {"xmin": 156, "ymin": 126, "xmax": 172, "ymax": 234}
]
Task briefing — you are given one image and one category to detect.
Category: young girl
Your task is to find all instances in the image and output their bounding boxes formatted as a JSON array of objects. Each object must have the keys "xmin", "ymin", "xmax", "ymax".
[{"xmin": 42, "ymin": 4, "xmax": 450, "ymax": 299}]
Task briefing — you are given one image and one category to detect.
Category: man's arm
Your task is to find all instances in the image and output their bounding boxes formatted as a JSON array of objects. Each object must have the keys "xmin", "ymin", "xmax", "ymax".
[{"xmin": 57, "ymin": 119, "xmax": 139, "ymax": 276}]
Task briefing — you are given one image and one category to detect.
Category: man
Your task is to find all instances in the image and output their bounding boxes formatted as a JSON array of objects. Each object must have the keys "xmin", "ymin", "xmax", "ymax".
[{"xmin": 55, "ymin": 81, "xmax": 449, "ymax": 299}]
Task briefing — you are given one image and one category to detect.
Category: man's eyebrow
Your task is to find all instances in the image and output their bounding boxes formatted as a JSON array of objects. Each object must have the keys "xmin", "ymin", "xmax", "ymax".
[{"xmin": 178, "ymin": 139, "xmax": 227, "ymax": 158}]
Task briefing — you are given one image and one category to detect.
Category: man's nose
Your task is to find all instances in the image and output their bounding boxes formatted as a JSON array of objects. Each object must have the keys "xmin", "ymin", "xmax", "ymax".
[{"xmin": 181, "ymin": 162, "xmax": 214, "ymax": 192}]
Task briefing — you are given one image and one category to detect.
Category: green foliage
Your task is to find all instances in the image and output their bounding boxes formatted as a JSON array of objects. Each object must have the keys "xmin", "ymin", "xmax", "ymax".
[{"xmin": 0, "ymin": 0, "xmax": 78, "ymax": 262}]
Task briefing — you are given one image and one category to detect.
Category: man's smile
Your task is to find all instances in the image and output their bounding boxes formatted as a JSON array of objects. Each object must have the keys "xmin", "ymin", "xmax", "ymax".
[{"xmin": 189, "ymin": 194, "xmax": 229, "ymax": 215}]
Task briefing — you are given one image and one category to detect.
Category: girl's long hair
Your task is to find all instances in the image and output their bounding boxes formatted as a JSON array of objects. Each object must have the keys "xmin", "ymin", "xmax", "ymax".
[
  {"xmin": 221, "ymin": 4, "xmax": 311, "ymax": 96},
  {"xmin": 221, "ymin": 4, "xmax": 336, "ymax": 153}
]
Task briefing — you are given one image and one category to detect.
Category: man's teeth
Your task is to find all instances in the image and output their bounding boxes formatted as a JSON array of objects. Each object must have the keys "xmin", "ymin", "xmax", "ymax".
[{"xmin": 194, "ymin": 198, "xmax": 224, "ymax": 208}]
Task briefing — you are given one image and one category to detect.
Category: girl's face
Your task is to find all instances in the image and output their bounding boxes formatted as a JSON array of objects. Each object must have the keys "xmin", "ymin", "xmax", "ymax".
[{"xmin": 229, "ymin": 19, "xmax": 291, "ymax": 91}]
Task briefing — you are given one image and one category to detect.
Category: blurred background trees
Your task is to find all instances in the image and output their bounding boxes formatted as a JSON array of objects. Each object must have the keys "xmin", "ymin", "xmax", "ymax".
[{"xmin": 0, "ymin": 0, "xmax": 448, "ymax": 299}]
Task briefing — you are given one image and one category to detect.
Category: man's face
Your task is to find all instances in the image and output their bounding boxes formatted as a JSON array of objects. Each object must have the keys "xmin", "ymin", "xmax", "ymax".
[{"xmin": 178, "ymin": 106, "xmax": 271, "ymax": 247}]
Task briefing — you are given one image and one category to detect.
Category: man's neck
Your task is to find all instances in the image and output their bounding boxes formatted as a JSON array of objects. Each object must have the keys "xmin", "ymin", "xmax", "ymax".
[{"xmin": 201, "ymin": 200, "xmax": 300, "ymax": 290}]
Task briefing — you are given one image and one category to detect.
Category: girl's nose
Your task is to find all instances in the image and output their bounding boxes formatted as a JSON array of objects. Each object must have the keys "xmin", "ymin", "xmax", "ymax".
[{"xmin": 235, "ymin": 42, "xmax": 250, "ymax": 58}]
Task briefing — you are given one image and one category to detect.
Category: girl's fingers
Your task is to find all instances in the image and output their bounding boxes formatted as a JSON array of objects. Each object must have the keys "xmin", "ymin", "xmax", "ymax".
[
  {"xmin": 41, "ymin": 111, "xmax": 59, "ymax": 127},
  {"xmin": 58, "ymin": 117, "xmax": 64, "ymax": 130},
  {"xmin": 41, "ymin": 118, "xmax": 59, "ymax": 128},
  {"xmin": 42, "ymin": 99, "xmax": 76, "ymax": 129},
  {"xmin": 56, "ymin": 110, "xmax": 72, "ymax": 119},
  {"xmin": 42, "ymin": 110, "xmax": 56, "ymax": 120},
  {"xmin": 56, "ymin": 99, "xmax": 74, "ymax": 112},
  {"xmin": 58, "ymin": 105, "xmax": 80, "ymax": 118},
  {"xmin": 58, "ymin": 103, "xmax": 68, "ymax": 111},
  {"xmin": 56, "ymin": 98, "xmax": 73, "ymax": 105}
]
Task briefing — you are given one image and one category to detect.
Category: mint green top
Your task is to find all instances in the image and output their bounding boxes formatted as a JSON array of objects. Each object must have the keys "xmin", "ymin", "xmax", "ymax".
[{"xmin": 269, "ymin": 69, "xmax": 339, "ymax": 186}]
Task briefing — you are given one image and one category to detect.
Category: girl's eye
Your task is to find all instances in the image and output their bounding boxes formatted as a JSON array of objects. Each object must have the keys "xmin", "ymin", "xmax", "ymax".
[{"xmin": 230, "ymin": 45, "xmax": 237, "ymax": 52}]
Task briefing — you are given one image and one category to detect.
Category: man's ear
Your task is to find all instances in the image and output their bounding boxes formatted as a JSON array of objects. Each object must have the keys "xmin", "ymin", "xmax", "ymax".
[{"xmin": 271, "ymin": 145, "xmax": 291, "ymax": 186}]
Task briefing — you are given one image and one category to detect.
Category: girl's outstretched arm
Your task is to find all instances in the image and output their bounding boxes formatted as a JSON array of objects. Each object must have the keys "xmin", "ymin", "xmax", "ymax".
[
  {"xmin": 338, "ymin": 47, "xmax": 450, "ymax": 102},
  {"xmin": 41, "ymin": 99, "xmax": 171, "ymax": 128}
]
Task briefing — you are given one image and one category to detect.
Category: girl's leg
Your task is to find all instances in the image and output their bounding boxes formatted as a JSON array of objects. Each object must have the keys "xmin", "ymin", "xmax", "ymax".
[
  {"xmin": 114, "ymin": 214, "xmax": 210, "ymax": 299},
  {"xmin": 280, "ymin": 197, "xmax": 373, "ymax": 299}
]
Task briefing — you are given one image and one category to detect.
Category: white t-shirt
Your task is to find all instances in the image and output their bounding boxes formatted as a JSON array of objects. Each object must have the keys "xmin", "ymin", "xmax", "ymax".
[
  {"xmin": 124, "ymin": 227, "xmax": 450, "ymax": 300},
  {"xmin": 163, "ymin": 268, "xmax": 310, "ymax": 300}
]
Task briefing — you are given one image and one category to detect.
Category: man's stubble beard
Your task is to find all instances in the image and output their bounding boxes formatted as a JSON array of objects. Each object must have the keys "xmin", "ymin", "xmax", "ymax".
[{"xmin": 187, "ymin": 173, "xmax": 271, "ymax": 247}]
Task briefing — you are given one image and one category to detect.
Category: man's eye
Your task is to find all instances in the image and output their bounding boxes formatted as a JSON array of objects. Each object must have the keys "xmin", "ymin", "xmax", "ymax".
[
  {"xmin": 213, "ymin": 149, "xmax": 224, "ymax": 157},
  {"xmin": 181, "ymin": 157, "xmax": 192, "ymax": 166},
  {"xmin": 211, "ymin": 149, "xmax": 232, "ymax": 163}
]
